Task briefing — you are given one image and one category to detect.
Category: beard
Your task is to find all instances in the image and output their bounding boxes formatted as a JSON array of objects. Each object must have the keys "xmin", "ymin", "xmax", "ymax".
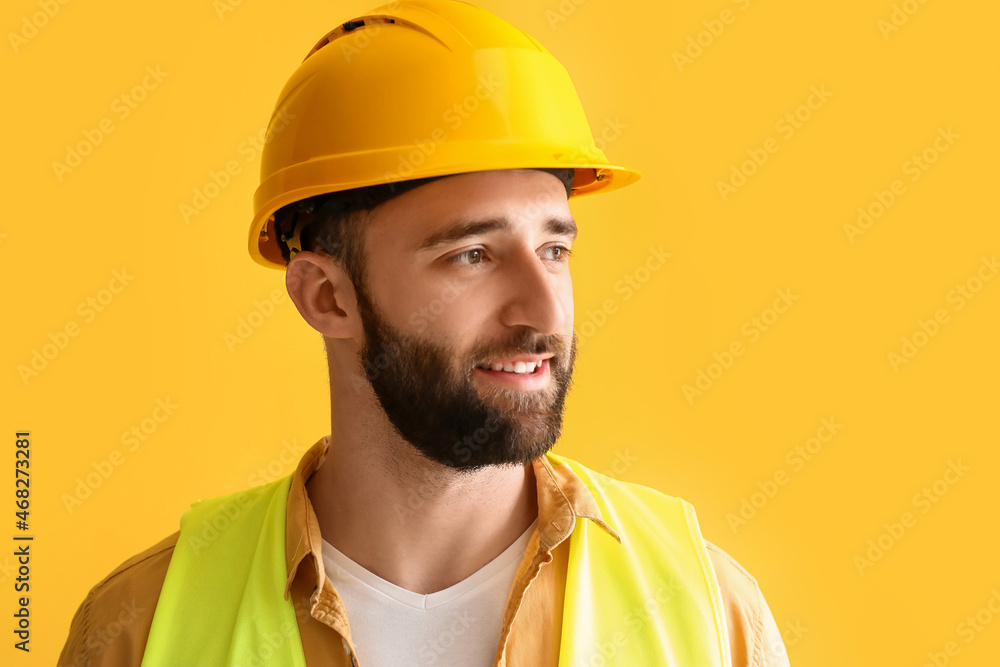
[{"xmin": 352, "ymin": 277, "xmax": 577, "ymax": 474}]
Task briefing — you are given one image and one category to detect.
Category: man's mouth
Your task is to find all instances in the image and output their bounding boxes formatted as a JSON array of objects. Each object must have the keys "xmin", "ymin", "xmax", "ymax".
[
  {"xmin": 476, "ymin": 360, "xmax": 543, "ymax": 374},
  {"xmin": 474, "ymin": 353, "xmax": 554, "ymax": 375}
]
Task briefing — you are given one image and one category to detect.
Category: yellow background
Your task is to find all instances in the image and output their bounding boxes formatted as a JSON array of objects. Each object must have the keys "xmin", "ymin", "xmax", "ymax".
[{"xmin": 3, "ymin": 0, "xmax": 999, "ymax": 664}]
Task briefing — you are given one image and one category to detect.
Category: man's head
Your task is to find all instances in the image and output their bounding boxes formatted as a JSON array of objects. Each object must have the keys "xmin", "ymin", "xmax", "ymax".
[{"xmin": 284, "ymin": 168, "xmax": 579, "ymax": 474}]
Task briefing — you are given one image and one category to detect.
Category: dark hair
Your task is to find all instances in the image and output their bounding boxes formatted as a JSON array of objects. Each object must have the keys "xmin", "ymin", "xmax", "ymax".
[{"xmin": 272, "ymin": 167, "xmax": 576, "ymax": 285}]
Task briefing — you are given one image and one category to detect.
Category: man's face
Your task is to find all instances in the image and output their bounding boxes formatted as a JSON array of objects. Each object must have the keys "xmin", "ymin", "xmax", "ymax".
[{"xmin": 351, "ymin": 169, "xmax": 578, "ymax": 473}]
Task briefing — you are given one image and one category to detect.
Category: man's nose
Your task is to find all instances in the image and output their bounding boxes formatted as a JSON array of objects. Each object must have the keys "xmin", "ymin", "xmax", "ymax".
[{"xmin": 498, "ymin": 247, "xmax": 571, "ymax": 335}]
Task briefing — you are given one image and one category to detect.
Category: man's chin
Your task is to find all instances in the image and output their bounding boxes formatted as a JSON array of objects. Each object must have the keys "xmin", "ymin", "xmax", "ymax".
[{"xmin": 474, "ymin": 375, "xmax": 555, "ymax": 408}]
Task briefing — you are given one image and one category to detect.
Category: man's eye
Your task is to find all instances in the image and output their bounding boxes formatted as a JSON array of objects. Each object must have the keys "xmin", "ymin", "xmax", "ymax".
[
  {"xmin": 449, "ymin": 249, "xmax": 486, "ymax": 265},
  {"xmin": 546, "ymin": 245, "xmax": 573, "ymax": 261}
]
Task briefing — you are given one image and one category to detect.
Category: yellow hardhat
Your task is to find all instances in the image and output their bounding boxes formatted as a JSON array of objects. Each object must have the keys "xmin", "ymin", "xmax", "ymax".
[{"xmin": 248, "ymin": 0, "xmax": 642, "ymax": 270}]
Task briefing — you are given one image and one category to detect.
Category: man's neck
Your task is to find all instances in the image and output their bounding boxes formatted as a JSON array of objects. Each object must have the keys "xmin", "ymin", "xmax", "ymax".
[{"xmin": 305, "ymin": 419, "xmax": 539, "ymax": 595}]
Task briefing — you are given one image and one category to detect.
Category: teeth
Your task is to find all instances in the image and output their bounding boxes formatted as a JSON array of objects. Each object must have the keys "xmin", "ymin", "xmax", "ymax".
[{"xmin": 484, "ymin": 360, "xmax": 540, "ymax": 374}]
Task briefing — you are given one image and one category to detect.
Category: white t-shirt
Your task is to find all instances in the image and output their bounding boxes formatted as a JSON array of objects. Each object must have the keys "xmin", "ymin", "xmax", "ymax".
[{"xmin": 320, "ymin": 518, "xmax": 538, "ymax": 667}]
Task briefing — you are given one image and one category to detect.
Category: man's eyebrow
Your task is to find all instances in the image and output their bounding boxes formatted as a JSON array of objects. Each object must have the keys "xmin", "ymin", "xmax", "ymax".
[{"xmin": 414, "ymin": 215, "xmax": 578, "ymax": 252}]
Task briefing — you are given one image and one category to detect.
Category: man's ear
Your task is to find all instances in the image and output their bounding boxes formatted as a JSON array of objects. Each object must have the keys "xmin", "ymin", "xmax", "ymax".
[{"xmin": 285, "ymin": 250, "xmax": 362, "ymax": 339}]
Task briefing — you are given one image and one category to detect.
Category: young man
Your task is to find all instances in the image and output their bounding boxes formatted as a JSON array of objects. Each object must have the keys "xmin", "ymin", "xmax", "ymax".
[{"xmin": 59, "ymin": 2, "xmax": 790, "ymax": 665}]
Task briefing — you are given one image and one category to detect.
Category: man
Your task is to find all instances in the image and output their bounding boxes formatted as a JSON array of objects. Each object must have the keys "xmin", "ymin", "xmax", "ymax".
[{"xmin": 59, "ymin": 1, "xmax": 790, "ymax": 665}]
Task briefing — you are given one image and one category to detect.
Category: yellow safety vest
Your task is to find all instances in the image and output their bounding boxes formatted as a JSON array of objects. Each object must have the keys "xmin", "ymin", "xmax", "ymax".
[{"xmin": 140, "ymin": 452, "xmax": 731, "ymax": 666}]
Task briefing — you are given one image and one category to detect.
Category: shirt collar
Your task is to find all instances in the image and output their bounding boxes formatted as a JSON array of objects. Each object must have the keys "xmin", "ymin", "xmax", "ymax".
[{"xmin": 283, "ymin": 435, "xmax": 622, "ymax": 599}]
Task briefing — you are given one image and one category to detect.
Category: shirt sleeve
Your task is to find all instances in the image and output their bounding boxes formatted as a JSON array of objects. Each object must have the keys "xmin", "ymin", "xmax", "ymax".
[
  {"xmin": 704, "ymin": 539, "xmax": 792, "ymax": 667},
  {"xmin": 57, "ymin": 531, "xmax": 177, "ymax": 667},
  {"xmin": 759, "ymin": 591, "xmax": 790, "ymax": 666}
]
